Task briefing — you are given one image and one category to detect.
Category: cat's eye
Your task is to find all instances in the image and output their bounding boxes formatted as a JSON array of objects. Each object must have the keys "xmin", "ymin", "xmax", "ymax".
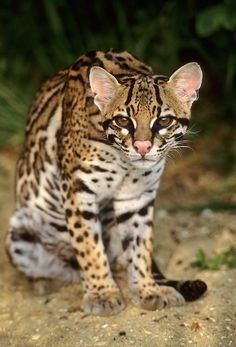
[
  {"xmin": 114, "ymin": 116, "xmax": 130, "ymax": 128},
  {"xmin": 158, "ymin": 116, "xmax": 173, "ymax": 127}
]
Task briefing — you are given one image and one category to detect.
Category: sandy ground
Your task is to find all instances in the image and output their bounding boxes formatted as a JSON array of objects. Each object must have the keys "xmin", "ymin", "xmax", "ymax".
[{"xmin": 0, "ymin": 152, "xmax": 236, "ymax": 347}]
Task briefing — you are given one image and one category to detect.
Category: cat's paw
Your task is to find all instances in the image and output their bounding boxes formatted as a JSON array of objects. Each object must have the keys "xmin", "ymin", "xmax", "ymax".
[
  {"xmin": 131, "ymin": 285, "xmax": 185, "ymax": 310},
  {"xmin": 30, "ymin": 278, "xmax": 66, "ymax": 295},
  {"xmin": 158, "ymin": 285, "xmax": 186, "ymax": 307},
  {"xmin": 82, "ymin": 289, "xmax": 125, "ymax": 316}
]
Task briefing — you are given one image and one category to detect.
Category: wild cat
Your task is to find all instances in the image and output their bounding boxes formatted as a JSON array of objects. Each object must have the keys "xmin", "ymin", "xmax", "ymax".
[{"xmin": 6, "ymin": 49, "xmax": 207, "ymax": 315}]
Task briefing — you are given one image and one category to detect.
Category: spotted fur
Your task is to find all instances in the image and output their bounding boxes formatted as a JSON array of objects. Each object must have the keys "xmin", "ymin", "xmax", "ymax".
[{"xmin": 6, "ymin": 49, "xmax": 207, "ymax": 315}]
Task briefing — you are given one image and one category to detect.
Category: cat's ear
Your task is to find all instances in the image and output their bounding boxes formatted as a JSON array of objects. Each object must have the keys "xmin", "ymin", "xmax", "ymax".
[
  {"xmin": 169, "ymin": 63, "xmax": 202, "ymax": 105},
  {"xmin": 89, "ymin": 66, "xmax": 120, "ymax": 111}
]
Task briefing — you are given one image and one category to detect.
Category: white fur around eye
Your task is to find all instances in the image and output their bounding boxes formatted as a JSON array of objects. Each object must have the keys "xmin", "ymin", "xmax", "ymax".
[
  {"xmin": 130, "ymin": 117, "xmax": 137, "ymax": 128},
  {"xmin": 159, "ymin": 128, "xmax": 167, "ymax": 136},
  {"xmin": 150, "ymin": 118, "xmax": 157, "ymax": 128},
  {"xmin": 121, "ymin": 128, "xmax": 129, "ymax": 136}
]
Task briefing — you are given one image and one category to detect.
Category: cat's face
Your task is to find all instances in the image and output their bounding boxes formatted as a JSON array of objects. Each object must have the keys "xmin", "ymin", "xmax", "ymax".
[{"xmin": 90, "ymin": 64, "xmax": 202, "ymax": 168}]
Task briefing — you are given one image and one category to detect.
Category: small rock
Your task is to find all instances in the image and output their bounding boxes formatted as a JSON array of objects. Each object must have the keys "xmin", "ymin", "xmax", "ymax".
[
  {"xmin": 157, "ymin": 209, "xmax": 168, "ymax": 218},
  {"xmin": 200, "ymin": 208, "xmax": 214, "ymax": 219},
  {"xmin": 118, "ymin": 331, "xmax": 126, "ymax": 336},
  {"xmin": 31, "ymin": 334, "xmax": 40, "ymax": 340}
]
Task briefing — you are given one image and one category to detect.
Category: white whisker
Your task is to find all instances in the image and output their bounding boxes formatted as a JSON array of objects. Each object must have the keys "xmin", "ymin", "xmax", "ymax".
[{"xmin": 186, "ymin": 123, "xmax": 200, "ymax": 136}]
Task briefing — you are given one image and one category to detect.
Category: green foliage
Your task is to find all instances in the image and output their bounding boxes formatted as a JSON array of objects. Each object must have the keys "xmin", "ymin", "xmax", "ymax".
[
  {"xmin": 0, "ymin": 82, "xmax": 32, "ymax": 149},
  {"xmin": 0, "ymin": 0, "xmax": 235, "ymax": 162},
  {"xmin": 196, "ymin": 3, "xmax": 236, "ymax": 36},
  {"xmin": 193, "ymin": 247, "xmax": 236, "ymax": 270}
]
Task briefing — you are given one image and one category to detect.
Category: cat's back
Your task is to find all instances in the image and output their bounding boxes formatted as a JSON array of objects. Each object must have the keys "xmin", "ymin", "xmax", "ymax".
[{"xmin": 23, "ymin": 50, "xmax": 152, "ymax": 145}]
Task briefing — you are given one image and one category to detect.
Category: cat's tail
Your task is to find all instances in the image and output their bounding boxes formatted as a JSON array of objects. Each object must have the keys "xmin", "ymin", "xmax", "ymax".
[{"xmin": 151, "ymin": 260, "xmax": 207, "ymax": 301}]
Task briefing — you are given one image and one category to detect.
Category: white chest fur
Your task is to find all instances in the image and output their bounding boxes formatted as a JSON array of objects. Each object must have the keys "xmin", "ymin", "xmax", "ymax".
[{"xmin": 76, "ymin": 140, "xmax": 166, "ymax": 205}]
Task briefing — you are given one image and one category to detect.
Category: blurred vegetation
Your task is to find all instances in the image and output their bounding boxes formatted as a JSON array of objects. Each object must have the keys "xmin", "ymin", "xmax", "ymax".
[
  {"xmin": 193, "ymin": 247, "xmax": 236, "ymax": 270},
  {"xmin": 0, "ymin": 0, "xmax": 235, "ymax": 172}
]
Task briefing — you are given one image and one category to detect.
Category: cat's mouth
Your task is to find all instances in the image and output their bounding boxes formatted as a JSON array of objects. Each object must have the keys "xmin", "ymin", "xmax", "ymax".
[
  {"xmin": 132, "ymin": 158, "xmax": 156, "ymax": 162},
  {"xmin": 129, "ymin": 156, "xmax": 158, "ymax": 169},
  {"xmin": 129, "ymin": 153, "xmax": 158, "ymax": 162}
]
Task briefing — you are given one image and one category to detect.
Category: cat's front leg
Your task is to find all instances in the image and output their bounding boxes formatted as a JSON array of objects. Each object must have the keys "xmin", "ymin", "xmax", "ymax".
[
  {"xmin": 62, "ymin": 177, "xmax": 125, "ymax": 315},
  {"xmin": 114, "ymin": 195, "xmax": 185, "ymax": 310}
]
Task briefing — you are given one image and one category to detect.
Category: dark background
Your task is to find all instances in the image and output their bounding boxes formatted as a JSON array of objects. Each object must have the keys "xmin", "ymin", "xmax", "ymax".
[{"xmin": 0, "ymin": 0, "xmax": 235, "ymax": 177}]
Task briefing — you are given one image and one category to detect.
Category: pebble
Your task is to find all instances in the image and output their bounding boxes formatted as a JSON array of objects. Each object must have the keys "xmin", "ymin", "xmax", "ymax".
[
  {"xmin": 200, "ymin": 208, "xmax": 214, "ymax": 219},
  {"xmin": 31, "ymin": 334, "xmax": 40, "ymax": 340},
  {"xmin": 156, "ymin": 209, "xmax": 168, "ymax": 218}
]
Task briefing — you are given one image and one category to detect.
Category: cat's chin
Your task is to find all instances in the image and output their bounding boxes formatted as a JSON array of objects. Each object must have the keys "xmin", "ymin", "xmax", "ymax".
[{"xmin": 130, "ymin": 158, "xmax": 158, "ymax": 169}]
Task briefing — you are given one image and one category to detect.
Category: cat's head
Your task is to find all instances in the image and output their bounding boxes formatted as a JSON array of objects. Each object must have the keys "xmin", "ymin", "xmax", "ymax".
[{"xmin": 89, "ymin": 63, "xmax": 202, "ymax": 169}]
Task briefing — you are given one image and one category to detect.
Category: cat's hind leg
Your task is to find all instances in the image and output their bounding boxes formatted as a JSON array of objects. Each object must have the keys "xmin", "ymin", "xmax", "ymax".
[{"xmin": 6, "ymin": 208, "xmax": 81, "ymax": 284}]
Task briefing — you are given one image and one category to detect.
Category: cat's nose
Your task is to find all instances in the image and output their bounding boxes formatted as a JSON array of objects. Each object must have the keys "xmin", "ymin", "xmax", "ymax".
[{"xmin": 134, "ymin": 140, "xmax": 152, "ymax": 155}]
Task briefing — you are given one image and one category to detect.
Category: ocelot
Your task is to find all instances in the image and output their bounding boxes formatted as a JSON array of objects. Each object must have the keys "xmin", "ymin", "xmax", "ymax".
[{"xmin": 6, "ymin": 49, "xmax": 207, "ymax": 315}]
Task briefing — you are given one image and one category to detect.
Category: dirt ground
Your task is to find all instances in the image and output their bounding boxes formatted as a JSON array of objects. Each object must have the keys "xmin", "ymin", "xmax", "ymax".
[{"xmin": 0, "ymin": 151, "xmax": 235, "ymax": 347}]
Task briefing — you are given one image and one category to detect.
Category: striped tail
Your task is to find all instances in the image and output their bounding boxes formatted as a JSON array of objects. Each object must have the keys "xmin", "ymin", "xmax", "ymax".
[{"xmin": 151, "ymin": 260, "xmax": 207, "ymax": 301}]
